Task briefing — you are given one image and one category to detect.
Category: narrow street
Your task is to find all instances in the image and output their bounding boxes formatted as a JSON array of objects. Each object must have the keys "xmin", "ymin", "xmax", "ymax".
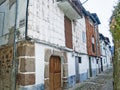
[
  {"xmin": 0, "ymin": 0, "xmax": 117, "ymax": 90},
  {"xmin": 65, "ymin": 68, "xmax": 113, "ymax": 90}
]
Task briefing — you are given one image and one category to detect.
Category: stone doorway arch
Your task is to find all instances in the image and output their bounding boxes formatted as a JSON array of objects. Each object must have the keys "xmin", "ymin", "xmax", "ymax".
[{"xmin": 44, "ymin": 49, "xmax": 68, "ymax": 90}]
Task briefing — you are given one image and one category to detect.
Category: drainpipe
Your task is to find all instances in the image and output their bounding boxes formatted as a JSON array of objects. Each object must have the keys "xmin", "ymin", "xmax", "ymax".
[
  {"xmin": 11, "ymin": 0, "xmax": 18, "ymax": 90},
  {"xmin": 11, "ymin": 0, "xmax": 29, "ymax": 89},
  {"xmin": 25, "ymin": 0, "xmax": 29, "ymax": 40}
]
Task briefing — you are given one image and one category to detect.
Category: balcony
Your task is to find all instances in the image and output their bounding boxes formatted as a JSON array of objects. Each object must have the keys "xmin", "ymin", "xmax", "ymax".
[{"xmin": 57, "ymin": 0, "xmax": 82, "ymax": 20}]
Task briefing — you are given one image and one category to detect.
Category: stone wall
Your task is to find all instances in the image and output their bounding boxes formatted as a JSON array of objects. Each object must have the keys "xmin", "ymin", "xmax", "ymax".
[
  {"xmin": 27, "ymin": 0, "xmax": 65, "ymax": 47},
  {"xmin": 44, "ymin": 49, "xmax": 68, "ymax": 90},
  {"xmin": 0, "ymin": 41, "xmax": 35, "ymax": 90},
  {"xmin": 73, "ymin": 16, "xmax": 87, "ymax": 54},
  {"xmin": 0, "ymin": 45, "xmax": 13, "ymax": 90},
  {"xmin": 17, "ymin": 41, "xmax": 35, "ymax": 88}
]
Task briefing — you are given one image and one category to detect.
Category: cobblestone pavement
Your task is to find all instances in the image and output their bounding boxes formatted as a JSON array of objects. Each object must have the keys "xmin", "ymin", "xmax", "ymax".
[{"xmin": 64, "ymin": 68, "xmax": 113, "ymax": 90}]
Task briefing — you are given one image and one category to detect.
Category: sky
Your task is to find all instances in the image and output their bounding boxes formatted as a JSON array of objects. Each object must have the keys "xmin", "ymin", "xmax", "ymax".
[{"xmin": 82, "ymin": 0, "xmax": 118, "ymax": 46}]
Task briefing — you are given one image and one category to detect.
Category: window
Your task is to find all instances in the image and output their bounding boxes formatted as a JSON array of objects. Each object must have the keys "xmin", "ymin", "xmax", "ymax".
[
  {"xmin": 92, "ymin": 36, "xmax": 94, "ymax": 44},
  {"xmin": 92, "ymin": 36, "xmax": 95, "ymax": 53},
  {"xmin": 82, "ymin": 31, "xmax": 86, "ymax": 43},
  {"xmin": 78, "ymin": 57, "xmax": 82, "ymax": 63},
  {"xmin": 96, "ymin": 59, "xmax": 98, "ymax": 64},
  {"xmin": 64, "ymin": 16, "xmax": 73, "ymax": 49}
]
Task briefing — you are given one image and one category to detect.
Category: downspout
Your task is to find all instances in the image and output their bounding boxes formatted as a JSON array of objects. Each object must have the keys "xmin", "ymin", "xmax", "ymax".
[
  {"xmin": 11, "ymin": 0, "xmax": 29, "ymax": 89},
  {"xmin": 11, "ymin": 0, "xmax": 18, "ymax": 90},
  {"xmin": 25, "ymin": 0, "xmax": 29, "ymax": 40}
]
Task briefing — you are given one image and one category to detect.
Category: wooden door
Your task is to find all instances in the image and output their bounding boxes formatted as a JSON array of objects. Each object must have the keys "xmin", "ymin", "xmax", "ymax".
[
  {"xmin": 64, "ymin": 16, "xmax": 73, "ymax": 49},
  {"xmin": 89, "ymin": 57, "xmax": 92, "ymax": 77},
  {"xmin": 49, "ymin": 56, "xmax": 61, "ymax": 90},
  {"xmin": 100, "ymin": 58, "xmax": 103, "ymax": 71}
]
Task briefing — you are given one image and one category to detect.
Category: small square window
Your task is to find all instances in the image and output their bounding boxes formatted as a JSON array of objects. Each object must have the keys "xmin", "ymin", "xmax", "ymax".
[
  {"xmin": 82, "ymin": 31, "xmax": 86, "ymax": 43},
  {"xmin": 96, "ymin": 59, "xmax": 98, "ymax": 64},
  {"xmin": 78, "ymin": 57, "xmax": 82, "ymax": 63}
]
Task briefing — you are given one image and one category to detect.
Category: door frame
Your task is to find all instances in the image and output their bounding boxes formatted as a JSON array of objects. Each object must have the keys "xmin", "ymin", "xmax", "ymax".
[
  {"xmin": 44, "ymin": 49, "xmax": 67, "ymax": 90},
  {"xmin": 49, "ymin": 55, "xmax": 62, "ymax": 90}
]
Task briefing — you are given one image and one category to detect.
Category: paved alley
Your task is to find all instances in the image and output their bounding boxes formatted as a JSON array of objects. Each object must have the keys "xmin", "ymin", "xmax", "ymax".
[{"xmin": 65, "ymin": 68, "xmax": 113, "ymax": 90}]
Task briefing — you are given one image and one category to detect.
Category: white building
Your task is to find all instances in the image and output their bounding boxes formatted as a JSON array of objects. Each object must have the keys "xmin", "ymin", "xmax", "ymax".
[
  {"xmin": 0, "ymin": 0, "xmax": 104, "ymax": 90},
  {"xmin": 73, "ymin": 16, "xmax": 89, "ymax": 83},
  {"xmin": 99, "ymin": 33, "xmax": 112, "ymax": 71},
  {"xmin": 0, "ymin": 0, "xmax": 91, "ymax": 90}
]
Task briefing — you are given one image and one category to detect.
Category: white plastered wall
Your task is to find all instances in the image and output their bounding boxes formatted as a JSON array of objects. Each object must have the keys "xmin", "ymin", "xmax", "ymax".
[{"xmin": 28, "ymin": 0, "xmax": 65, "ymax": 47}]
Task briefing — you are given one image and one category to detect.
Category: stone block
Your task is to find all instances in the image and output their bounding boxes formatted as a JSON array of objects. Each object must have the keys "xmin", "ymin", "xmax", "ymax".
[
  {"xmin": 0, "ymin": 79, "xmax": 3, "ymax": 89},
  {"xmin": 63, "ymin": 52, "xmax": 68, "ymax": 63},
  {"xmin": 44, "ymin": 79, "xmax": 49, "ymax": 90},
  {"xmin": 9, "ymin": 48, "xmax": 13, "ymax": 59},
  {"xmin": 63, "ymin": 64, "xmax": 68, "ymax": 77},
  {"xmin": 53, "ymin": 50, "xmax": 62, "ymax": 56},
  {"xmin": 44, "ymin": 49, "xmax": 52, "ymax": 62},
  {"xmin": 63, "ymin": 81, "xmax": 68, "ymax": 89},
  {"xmin": 3, "ymin": 78, "xmax": 10, "ymax": 88},
  {"xmin": 17, "ymin": 73, "xmax": 35, "ymax": 86},
  {"xmin": 17, "ymin": 45, "xmax": 35, "ymax": 56},
  {"xmin": 44, "ymin": 64, "xmax": 49, "ymax": 78},
  {"xmin": 19, "ymin": 58, "xmax": 35, "ymax": 72}
]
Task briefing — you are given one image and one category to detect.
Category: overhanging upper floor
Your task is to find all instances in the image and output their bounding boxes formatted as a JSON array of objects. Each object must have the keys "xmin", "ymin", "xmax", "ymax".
[{"xmin": 57, "ymin": 0, "xmax": 82, "ymax": 20}]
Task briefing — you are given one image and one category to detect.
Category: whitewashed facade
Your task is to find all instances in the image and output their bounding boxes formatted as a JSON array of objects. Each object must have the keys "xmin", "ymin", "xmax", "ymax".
[
  {"xmin": 72, "ymin": 17, "xmax": 89, "ymax": 81},
  {"xmin": 105, "ymin": 42, "xmax": 112, "ymax": 69},
  {"xmin": 27, "ymin": 0, "xmax": 89, "ymax": 88},
  {"xmin": 100, "ymin": 34, "xmax": 112, "ymax": 71},
  {"xmin": 0, "ymin": 0, "xmax": 103, "ymax": 90}
]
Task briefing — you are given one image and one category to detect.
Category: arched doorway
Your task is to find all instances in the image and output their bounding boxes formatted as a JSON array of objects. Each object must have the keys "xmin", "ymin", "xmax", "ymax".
[{"xmin": 49, "ymin": 56, "xmax": 61, "ymax": 90}]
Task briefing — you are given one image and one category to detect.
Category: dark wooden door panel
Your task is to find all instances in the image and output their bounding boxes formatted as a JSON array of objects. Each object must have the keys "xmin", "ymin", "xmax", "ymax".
[
  {"xmin": 50, "ymin": 73, "xmax": 54, "ymax": 90},
  {"xmin": 64, "ymin": 16, "xmax": 73, "ymax": 49},
  {"xmin": 54, "ymin": 73, "xmax": 61, "ymax": 89},
  {"xmin": 50, "ymin": 56, "xmax": 61, "ymax": 90}
]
